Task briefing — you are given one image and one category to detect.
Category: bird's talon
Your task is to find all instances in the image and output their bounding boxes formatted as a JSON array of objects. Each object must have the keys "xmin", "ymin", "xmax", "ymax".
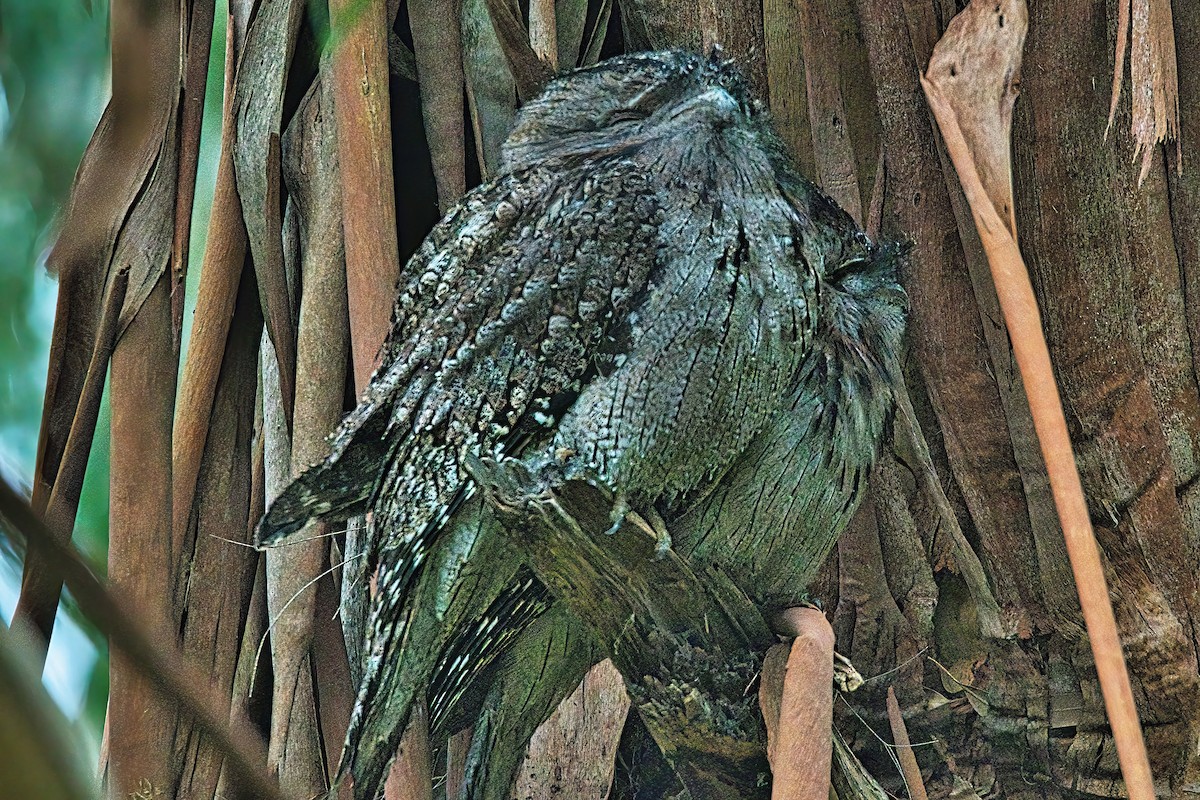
[{"xmin": 605, "ymin": 494, "xmax": 630, "ymax": 535}]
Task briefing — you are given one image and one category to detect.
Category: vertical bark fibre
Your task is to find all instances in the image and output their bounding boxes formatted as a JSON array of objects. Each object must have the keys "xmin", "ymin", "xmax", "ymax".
[
  {"xmin": 175, "ymin": 266, "xmax": 263, "ymax": 798},
  {"xmin": 107, "ymin": 277, "xmax": 180, "ymax": 798},
  {"xmin": 331, "ymin": 0, "xmax": 404, "ymax": 390}
]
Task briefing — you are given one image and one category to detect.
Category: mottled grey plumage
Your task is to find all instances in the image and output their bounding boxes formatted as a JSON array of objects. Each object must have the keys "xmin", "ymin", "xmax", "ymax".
[{"xmin": 258, "ymin": 49, "xmax": 906, "ymax": 800}]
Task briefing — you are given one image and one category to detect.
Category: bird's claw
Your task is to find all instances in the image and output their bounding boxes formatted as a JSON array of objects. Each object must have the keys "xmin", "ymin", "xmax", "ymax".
[
  {"xmin": 604, "ymin": 494, "xmax": 630, "ymax": 536},
  {"xmin": 622, "ymin": 505, "xmax": 673, "ymax": 559}
]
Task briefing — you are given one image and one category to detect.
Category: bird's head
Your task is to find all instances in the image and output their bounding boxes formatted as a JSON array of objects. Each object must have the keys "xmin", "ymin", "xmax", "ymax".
[{"xmin": 500, "ymin": 49, "xmax": 765, "ymax": 172}]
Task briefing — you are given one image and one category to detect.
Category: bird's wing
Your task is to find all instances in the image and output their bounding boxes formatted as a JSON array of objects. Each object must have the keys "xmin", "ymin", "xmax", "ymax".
[
  {"xmin": 256, "ymin": 159, "xmax": 661, "ymax": 548},
  {"xmin": 262, "ymin": 158, "xmax": 660, "ymax": 800}
]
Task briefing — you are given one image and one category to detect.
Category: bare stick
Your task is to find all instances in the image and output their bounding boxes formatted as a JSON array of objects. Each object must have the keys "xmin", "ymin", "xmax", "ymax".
[
  {"xmin": 921, "ymin": 2, "xmax": 1155, "ymax": 796},
  {"xmin": 885, "ymin": 687, "xmax": 928, "ymax": 800}
]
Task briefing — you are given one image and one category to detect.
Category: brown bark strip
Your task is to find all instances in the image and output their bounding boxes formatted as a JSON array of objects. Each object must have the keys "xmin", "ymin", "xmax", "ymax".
[
  {"xmin": 217, "ymin": 553, "xmax": 268, "ymax": 798},
  {"xmin": 33, "ymin": 0, "xmax": 181, "ymax": 522},
  {"xmin": 758, "ymin": 643, "xmax": 789, "ymax": 769},
  {"xmin": 697, "ymin": 0, "xmax": 767, "ymax": 97},
  {"xmin": 885, "ymin": 687, "xmax": 928, "ymax": 800},
  {"xmin": 0, "ymin": 476, "xmax": 286, "ymax": 800},
  {"xmin": 770, "ymin": 608, "xmax": 835, "ymax": 800},
  {"xmin": 14, "ymin": 267, "xmax": 128, "ymax": 663},
  {"xmin": 463, "ymin": 0, "xmax": 518, "ymax": 178},
  {"xmin": 799, "ymin": 0, "xmax": 864, "ymax": 223},
  {"xmin": 922, "ymin": 3, "xmax": 1156, "ymax": 795},
  {"xmin": 384, "ymin": 700, "xmax": 434, "ymax": 800},
  {"xmin": 408, "ymin": 0, "xmax": 467, "ymax": 212},
  {"xmin": 893, "ymin": 394, "xmax": 1004, "ymax": 638},
  {"xmin": 528, "ymin": 0, "xmax": 559, "ymax": 69},
  {"xmin": 261, "ymin": 331, "xmax": 324, "ymax": 798},
  {"xmin": 330, "ymin": 0, "xmax": 403, "ymax": 391},
  {"xmin": 555, "ymin": 0, "xmax": 589, "ymax": 68},
  {"xmin": 175, "ymin": 264, "xmax": 263, "ymax": 799},
  {"xmin": 107, "ymin": 276, "xmax": 180, "ymax": 800},
  {"xmin": 513, "ymin": 659, "xmax": 630, "ymax": 800},
  {"xmin": 281, "ymin": 73, "xmax": 356, "ymax": 798},
  {"xmin": 579, "ymin": 0, "xmax": 613, "ymax": 67},
  {"xmin": 232, "ymin": 0, "xmax": 305, "ymax": 423},
  {"xmin": 1169, "ymin": 3, "xmax": 1200, "ymax": 398},
  {"xmin": 173, "ymin": 6, "xmax": 252, "ymax": 611},
  {"xmin": 171, "ymin": 0, "xmax": 217, "ymax": 349},
  {"xmin": 481, "ymin": 0, "xmax": 555, "ymax": 101},
  {"xmin": 444, "ymin": 727, "xmax": 471, "ymax": 800}
]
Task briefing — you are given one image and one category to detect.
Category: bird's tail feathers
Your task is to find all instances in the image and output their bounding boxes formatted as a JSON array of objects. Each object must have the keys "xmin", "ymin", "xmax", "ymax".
[{"xmin": 255, "ymin": 403, "xmax": 393, "ymax": 547}]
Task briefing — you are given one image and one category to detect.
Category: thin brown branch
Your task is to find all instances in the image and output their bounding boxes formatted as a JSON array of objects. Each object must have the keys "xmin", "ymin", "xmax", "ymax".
[
  {"xmin": 0, "ymin": 476, "xmax": 288, "ymax": 800},
  {"xmin": 885, "ymin": 687, "xmax": 928, "ymax": 800},
  {"xmin": 13, "ymin": 267, "xmax": 128, "ymax": 664}
]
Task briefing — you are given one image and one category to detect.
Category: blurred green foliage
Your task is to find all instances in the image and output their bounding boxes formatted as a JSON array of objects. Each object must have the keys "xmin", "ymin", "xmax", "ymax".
[
  {"xmin": 0, "ymin": 0, "xmax": 111, "ymax": 548},
  {"xmin": 0, "ymin": 0, "xmax": 113, "ymax": 749}
]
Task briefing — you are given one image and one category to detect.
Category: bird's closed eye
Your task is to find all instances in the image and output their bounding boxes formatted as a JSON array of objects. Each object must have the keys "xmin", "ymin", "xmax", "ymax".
[{"xmin": 606, "ymin": 107, "xmax": 651, "ymax": 124}]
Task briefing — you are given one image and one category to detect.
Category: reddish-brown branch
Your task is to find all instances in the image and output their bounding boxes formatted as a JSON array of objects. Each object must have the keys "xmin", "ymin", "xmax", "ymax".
[
  {"xmin": 885, "ymin": 687, "xmax": 928, "ymax": 800},
  {"xmin": 922, "ymin": 3, "xmax": 1156, "ymax": 794}
]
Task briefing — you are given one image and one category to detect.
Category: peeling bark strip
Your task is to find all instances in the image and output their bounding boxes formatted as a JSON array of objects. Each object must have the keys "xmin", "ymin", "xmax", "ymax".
[
  {"xmin": 470, "ymin": 458, "xmax": 774, "ymax": 799},
  {"xmin": 173, "ymin": 7, "xmax": 253, "ymax": 599},
  {"xmin": 171, "ymin": 0, "xmax": 217, "ymax": 346},
  {"xmin": 513, "ymin": 659, "xmax": 630, "ymax": 800},
  {"xmin": 1107, "ymin": 0, "xmax": 1181, "ymax": 184},
  {"xmin": 175, "ymin": 264, "xmax": 262, "ymax": 799},
  {"xmin": 108, "ymin": 278, "xmax": 180, "ymax": 799},
  {"xmin": 14, "ymin": 267, "xmax": 127, "ymax": 662},
  {"xmin": 233, "ymin": 0, "xmax": 304, "ymax": 423},
  {"xmin": 408, "ymin": 0, "xmax": 467, "ymax": 212},
  {"xmin": 921, "ymin": 2, "xmax": 1155, "ymax": 797}
]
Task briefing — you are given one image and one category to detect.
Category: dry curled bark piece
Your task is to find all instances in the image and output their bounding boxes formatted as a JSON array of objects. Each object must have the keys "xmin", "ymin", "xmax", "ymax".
[{"xmin": 922, "ymin": 0, "xmax": 1025, "ymax": 236}]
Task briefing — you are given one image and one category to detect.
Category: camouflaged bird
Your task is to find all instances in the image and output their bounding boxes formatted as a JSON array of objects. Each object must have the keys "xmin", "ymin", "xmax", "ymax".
[{"xmin": 257, "ymin": 49, "xmax": 907, "ymax": 799}]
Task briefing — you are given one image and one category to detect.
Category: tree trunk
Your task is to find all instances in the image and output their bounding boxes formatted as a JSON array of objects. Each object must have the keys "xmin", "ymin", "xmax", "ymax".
[{"xmin": 20, "ymin": 0, "xmax": 1200, "ymax": 797}]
